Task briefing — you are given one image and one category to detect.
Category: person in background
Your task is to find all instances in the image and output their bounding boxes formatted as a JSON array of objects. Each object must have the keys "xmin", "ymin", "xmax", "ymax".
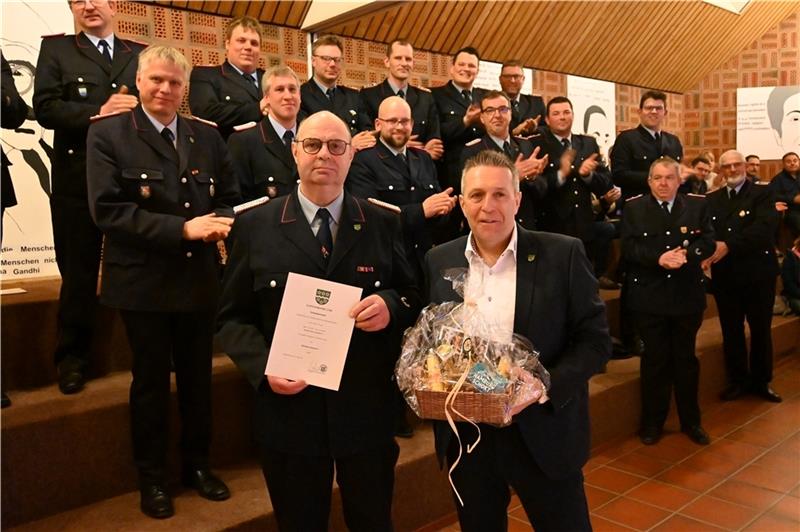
[
  {"xmin": 782, "ymin": 237, "xmax": 800, "ymax": 315},
  {"xmin": 498, "ymin": 59, "xmax": 544, "ymax": 137},
  {"xmin": 745, "ymin": 154, "xmax": 762, "ymax": 183},
  {"xmin": 768, "ymin": 152, "xmax": 800, "ymax": 238},
  {"xmin": 678, "ymin": 156, "xmax": 711, "ymax": 195}
]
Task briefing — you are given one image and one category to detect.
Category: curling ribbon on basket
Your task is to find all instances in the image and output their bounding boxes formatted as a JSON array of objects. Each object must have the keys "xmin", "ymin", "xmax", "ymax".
[{"xmin": 443, "ymin": 359, "xmax": 482, "ymax": 507}]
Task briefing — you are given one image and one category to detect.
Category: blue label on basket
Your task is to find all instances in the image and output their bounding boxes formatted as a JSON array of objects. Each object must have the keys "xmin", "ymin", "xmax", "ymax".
[{"xmin": 468, "ymin": 363, "xmax": 509, "ymax": 393}]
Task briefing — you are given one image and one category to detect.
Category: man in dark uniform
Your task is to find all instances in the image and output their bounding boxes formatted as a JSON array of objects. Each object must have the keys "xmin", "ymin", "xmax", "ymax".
[
  {"xmin": 87, "ymin": 45, "xmax": 236, "ymax": 519},
  {"xmin": 621, "ymin": 157, "xmax": 715, "ymax": 446},
  {"xmin": 347, "ymin": 96, "xmax": 455, "ymax": 281},
  {"xmin": 460, "ymin": 90, "xmax": 548, "ymax": 231},
  {"xmin": 538, "ymin": 96, "xmax": 615, "ymax": 283},
  {"xmin": 188, "ymin": 16, "xmax": 265, "ymax": 140},
  {"xmin": 216, "ymin": 111, "xmax": 421, "ymax": 531},
  {"xmin": 227, "ymin": 65, "xmax": 300, "ymax": 202},
  {"xmin": 611, "ymin": 90, "xmax": 686, "ymax": 204},
  {"xmin": 358, "ymin": 39, "xmax": 443, "ymax": 160},
  {"xmin": 432, "ymin": 46, "xmax": 486, "ymax": 195},
  {"xmin": 499, "ymin": 60, "xmax": 545, "ymax": 137},
  {"xmin": 703, "ymin": 150, "xmax": 781, "ymax": 403},
  {"xmin": 745, "ymin": 154, "xmax": 761, "ymax": 183},
  {"xmin": 33, "ymin": 0, "xmax": 144, "ymax": 394},
  {"xmin": 300, "ymin": 35, "xmax": 374, "ymax": 151},
  {"xmin": 769, "ymin": 151, "xmax": 800, "ymax": 238},
  {"xmin": 679, "ymin": 156, "xmax": 711, "ymax": 195}
]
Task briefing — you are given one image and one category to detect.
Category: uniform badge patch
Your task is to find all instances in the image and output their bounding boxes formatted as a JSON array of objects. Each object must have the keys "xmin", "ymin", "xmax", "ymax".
[
  {"xmin": 140, "ymin": 185, "xmax": 151, "ymax": 199},
  {"xmin": 267, "ymin": 186, "xmax": 277, "ymax": 198}
]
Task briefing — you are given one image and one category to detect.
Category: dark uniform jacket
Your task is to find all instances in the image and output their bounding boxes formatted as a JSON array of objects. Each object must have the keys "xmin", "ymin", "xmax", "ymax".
[
  {"xmin": 299, "ymin": 80, "xmax": 363, "ymax": 136},
  {"xmin": 611, "ymin": 125, "xmax": 683, "ymax": 202},
  {"xmin": 706, "ymin": 181, "xmax": 779, "ymax": 284},
  {"xmin": 768, "ymin": 170, "xmax": 800, "ymax": 214},
  {"xmin": 346, "ymin": 141, "xmax": 442, "ymax": 278},
  {"xmin": 509, "ymin": 93, "xmax": 545, "ymax": 134},
  {"xmin": 86, "ymin": 106, "xmax": 239, "ymax": 312},
  {"xmin": 425, "ymin": 229, "xmax": 611, "ymax": 479},
  {"xmin": 678, "ymin": 176, "xmax": 708, "ymax": 195},
  {"xmin": 538, "ymin": 131, "xmax": 613, "ymax": 238},
  {"xmin": 188, "ymin": 61, "xmax": 265, "ymax": 141},
  {"xmin": 431, "ymin": 82, "xmax": 486, "ymax": 192},
  {"xmin": 2, "ymin": 52, "xmax": 29, "ymax": 210},
  {"xmin": 216, "ymin": 192, "xmax": 421, "ymax": 457},
  {"xmin": 227, "ymin": 119, "xmax": 297, "ymax": 202},
  {"xmin": 358, "ymin": 79, "xmax": 440, "ymax": 142},
  {"xmin": 33, "ymin": 32, "xmax": 144, "ymax": 198},
  {"xmin": 460, "ymin": 135, "xmax": 547, "ymax": 230},
  {"xmin": 621, "ymin": 194, "xmax": 715, "ymax": 315}
]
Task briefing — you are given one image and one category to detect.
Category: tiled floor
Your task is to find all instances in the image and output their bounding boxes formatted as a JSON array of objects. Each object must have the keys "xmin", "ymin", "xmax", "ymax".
[{"xmin": 424, "ymin": 353, "xmax": 800, "ymax": 531}]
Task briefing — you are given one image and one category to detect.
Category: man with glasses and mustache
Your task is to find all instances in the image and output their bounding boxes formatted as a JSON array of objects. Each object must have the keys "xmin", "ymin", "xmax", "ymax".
[
  {"xmin": 358, "ymin": 39, "xmax": 443, "ymax": 160},
  {"xmin": 189, "ymin": 16, "xmax": 266, "ymax": 141},
  {"xmin": 460, "ymin": 90, "xmax": 548, "ymax": 230},
  {"xmin": 217, "ymin": 111, "xmax": 421, "ymax": 531},
  {"xmin": 33, "ymin": 0, "xmax": 144, "ymax": 395},
  {"xmin": 300, "ymin": 35, "xmax": 375, "ymax": 151}
]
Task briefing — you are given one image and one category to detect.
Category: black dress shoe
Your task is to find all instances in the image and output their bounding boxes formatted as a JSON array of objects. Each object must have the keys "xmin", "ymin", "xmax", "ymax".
[
  {"xmin": 1, "ymin": 392, "xmax": 10, "ymax": 408},
  {"xmin": 182, "ymin": 469, "xmax": 230, "ymax": 501},
  {"xmin": 682, "ymin": 425, "xmax": 711, "ymax": 445},
  {"xmin": 140, "ymin": 484, "xmax": 174, "ymax": 519},
  {"xmin": 639, "ymin": 426, "xmax": 662, "ymax": 445},
  {"xmin": 720, "ymin": 384, "xmax": 745, "ymax": 401},
  {"xmin": 752, "ymin": 385, "xmax": 782, "ymax": 403},
  {"xmin": 58, "ymin": 367, "xmax": 85, "ymax": 395}
]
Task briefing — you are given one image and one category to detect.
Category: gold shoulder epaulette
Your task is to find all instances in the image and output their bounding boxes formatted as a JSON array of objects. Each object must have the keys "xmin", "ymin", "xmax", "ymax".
[
  {"xmin": 233, "ymin": 121, "xmax": 257, "ymax": 132},
  {"xmin": 89, "ymin": 111, "xmax": 122, "ymax": 122},
  {"xmin": 188, "ymin": 115, "xmax": 218, "ymax": 128}
]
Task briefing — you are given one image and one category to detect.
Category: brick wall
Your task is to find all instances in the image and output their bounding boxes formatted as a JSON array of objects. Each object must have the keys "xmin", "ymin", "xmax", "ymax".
[{"xmin": 682, "ymin": 9, "xmax": 800, "ymax": 181}]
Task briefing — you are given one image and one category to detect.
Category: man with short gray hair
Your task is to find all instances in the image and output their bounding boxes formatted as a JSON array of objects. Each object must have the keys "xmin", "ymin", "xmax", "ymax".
[
  {"xmin": 227, "ymin": 65, "xmax": 301, "ymax": 201},
  {"xmin": 621, "ymin": 157, "xmax": 715, "ymax": 446}
]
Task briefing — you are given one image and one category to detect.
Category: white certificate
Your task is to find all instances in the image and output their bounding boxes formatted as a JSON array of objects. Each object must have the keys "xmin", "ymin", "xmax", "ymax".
[{"xmin": 265, "ymin": 272, "xmax": 363, "ymax": 391}]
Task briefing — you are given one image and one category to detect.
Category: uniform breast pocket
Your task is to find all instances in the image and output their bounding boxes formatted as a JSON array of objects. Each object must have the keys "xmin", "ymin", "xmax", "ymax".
[
  {"xmin": 192, "ymin": 171, "xmax": 217, "ymax": 201},
  {"xmin": 66, "ymin": 73, "xmax": 100, "ymax": 100},
  {"xmin": 121, "ymin": 168, "xmax": 164, "ymax": 201},
  {"xmin": 254, "ymin": 271, "xmax": 288, "ymax": 306}
]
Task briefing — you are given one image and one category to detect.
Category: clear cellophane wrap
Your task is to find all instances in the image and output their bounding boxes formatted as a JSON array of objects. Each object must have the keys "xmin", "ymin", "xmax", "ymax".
[{"xmin": 395, "ymin": 268, "xmax": 550, "ymax": 428}]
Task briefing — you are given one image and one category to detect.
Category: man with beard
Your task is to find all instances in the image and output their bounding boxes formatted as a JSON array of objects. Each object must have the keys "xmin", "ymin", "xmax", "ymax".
[
  {"xmin": 703, "ymin": 150, "xmax": 781, "ymax": 403},
  {"xmin": 227, "ymin": 66, "xmax": 301, "ymax": 202},
  {"xmin": 358, "ymin": 39, "xmax": 443, "ymax": 161},
  {"xmin": 745, "ymin": 154, "xmax": 761, "ymax": 183},
  {"xmin": 347, "ymin": 96, "xmax": 455, "ymax": 281},
  {"xmin": 498, "ymin": 60, "xmax": 544, "ymax": 137},
  {"xmin": 460, "ymin": 90, "xmax": 548, "ymax": 230},
  {"xmin": 189, "ymin": 16, "xmax": 266, "ymax": 140},
  {"xmin": 769, "ymin": 152, "xmax": 800, "ymax": 237},
  {"xmin": 300, "ymin": 35, "xmax": 374, "ymax": 151},
  {"xmin": 33, "ymin": 0, "xmax": 144, "ymax": 394}
]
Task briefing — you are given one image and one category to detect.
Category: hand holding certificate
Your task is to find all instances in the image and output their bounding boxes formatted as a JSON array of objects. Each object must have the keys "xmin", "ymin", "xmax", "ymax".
[{"xmin": 265, "ymin": 273, "xmax": 364, "ymax": 391}]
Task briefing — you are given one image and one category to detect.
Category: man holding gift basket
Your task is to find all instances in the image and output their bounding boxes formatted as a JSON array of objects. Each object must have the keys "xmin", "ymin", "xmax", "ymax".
[{"xmin": 415, "ymin": 150, "xmax": 611, "ymax": 531}]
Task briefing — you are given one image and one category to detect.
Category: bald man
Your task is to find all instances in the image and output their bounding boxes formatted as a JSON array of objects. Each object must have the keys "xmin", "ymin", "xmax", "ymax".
[{"xmin": 347, "ymin": 96, "xmax": 456, "ymax": 281}]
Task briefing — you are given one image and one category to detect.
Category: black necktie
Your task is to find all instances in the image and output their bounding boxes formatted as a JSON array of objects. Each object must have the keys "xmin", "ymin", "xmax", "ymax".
[
  {"xmin": 283, "ymin": 130, "xmax": 294, "ymax": 149},
  {"xmin": 98, "ymin": 39, "xmax": 112, "ymax": 65},
  {"xmin": 243, "ymin": 72, "xmax": 256, "ymax": 87},
  {"xmin": 397, "ymin": 89, "xmax": 405, "ymax": 100},
  {"xmin": 316, "ymin": 208, "xmax": 333, "ymax": 260},
  {"xmin": 461, "ymin": 89, "xmax": 471, "ymax": 104},
  {"xmin": 661, "ymin": 201, "xmax": 670, "ymax": 215},
  {"xmin": 326, "ymin": 87, "xmax": 335, "ymax": 100},
  {"xmin": 561, "ymin": 138, "xmax": 570, "ymax": 149},
  {"xmin": 511, "ymin": 99, "xmax": 519, "ymax": 110},
  {"xmin": 503, "ymin": 141, "xmax": 513, "ymax": 159},
  {"xmin": 160, "ymin": 127, "xmax": 175, "ymax": 149},
  {"xmin": 729, "ymin": 188, "xmax": 737, "ymax": 200},
  {"xmin": 654, "ymin": 132, "xmax": 662, "ymax": 153}
]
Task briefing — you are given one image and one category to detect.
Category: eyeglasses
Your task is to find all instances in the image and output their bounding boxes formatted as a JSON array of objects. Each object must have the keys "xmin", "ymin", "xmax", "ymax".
[
  {"xmin": 294, "ymin": 138, "xmax": 350, "ymax": 156},
  {"xmin": 378, "ymin": 117, "xmax": 412, "ymax": 127},
  {"xmin": 481, "ymin": 106, "xmax": 511, "ymax": 116},
  {"xmin": 500, "ymin": 74, "xmax": 523, "ymax": 81},
  {"xmin": 69, "ymin": 0, "xmax": 106, "ymax": 8},
  {"xmin": 642, "ymin": 105, "xmax": 665, "ymax": 112},
  {"xmin": 313, "ymin": 55, "xmax": 343, "ymax": 65}
]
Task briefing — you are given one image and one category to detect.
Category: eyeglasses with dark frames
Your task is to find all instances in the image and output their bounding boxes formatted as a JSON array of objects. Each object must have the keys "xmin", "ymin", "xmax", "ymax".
[
  {"xmin": 481, "ymin": 106, "xmax": 511, "ymax": 116},
  {"xmin": 377, "ymin": 117, "xmax": 413, "ymax": 127},
  {"xmin": 294, "ymin": 138, "xmax": 350, "ymax": 156},
  {"xmin": 312, "ymin": 55, "xmax": 344, "ymax": 65}
]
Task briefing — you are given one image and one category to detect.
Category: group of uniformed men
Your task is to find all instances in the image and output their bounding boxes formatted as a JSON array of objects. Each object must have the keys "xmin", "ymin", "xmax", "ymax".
[{"xmin": 13, "ymin": 0, "xmax": 787, "ymax": 527}]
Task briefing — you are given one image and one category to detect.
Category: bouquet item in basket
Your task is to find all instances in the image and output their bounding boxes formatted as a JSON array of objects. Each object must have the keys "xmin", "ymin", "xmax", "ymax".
[{"xmin": 396, "ymin": 268, "xmax": 550, "ymax": 427}]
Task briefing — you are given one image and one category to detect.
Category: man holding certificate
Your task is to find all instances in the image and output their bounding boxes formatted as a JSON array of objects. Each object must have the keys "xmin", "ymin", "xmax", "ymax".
[{"xmin": 216, "ymin": 110, "xmax": 421, "ymax": 531}]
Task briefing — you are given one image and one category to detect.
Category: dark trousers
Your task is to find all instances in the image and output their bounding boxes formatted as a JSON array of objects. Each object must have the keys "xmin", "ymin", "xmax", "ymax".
[
  {"xmin": 446, "ymin": 423, "xmax": 591, "ymax": 532},
  {"xmin": 51, "ymin": 195, "xmax": 102, "ymax": 368},
  {"xmin": 260, "ymin": 441, "xmax": 399, "ymax": 532},
  {"xmin": 584, "ymin": 220, "xmax": 617, "ymax": 278},
  {"xmin": 713, "ymin": 277, "xmax": 775, "ymax": 388},
  {"xmin": 120, "ymin": 309, "xmax": 214, "ymax": 484},
  {"xmin": 637, "ymin": 312, "xmax": 704, "ymax": 430}
]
